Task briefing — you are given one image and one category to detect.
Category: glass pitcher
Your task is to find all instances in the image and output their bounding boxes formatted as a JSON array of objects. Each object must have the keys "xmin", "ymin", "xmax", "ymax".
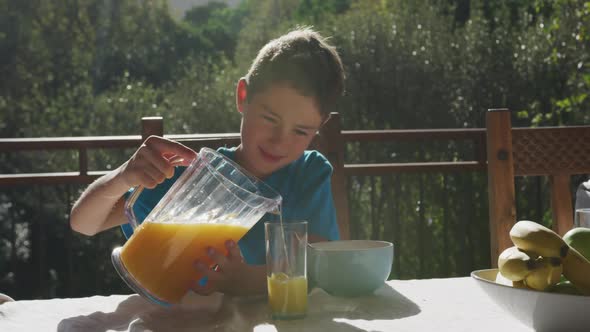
[{"xmin": 111, "ymin": 147, "xmax": 281, "ymax": 306}]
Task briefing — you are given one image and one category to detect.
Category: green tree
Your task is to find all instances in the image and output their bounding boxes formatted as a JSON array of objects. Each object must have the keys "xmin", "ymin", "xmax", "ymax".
[{"xmin": 182, "ymin": 1, "xmax": 249, "ymax": 60}]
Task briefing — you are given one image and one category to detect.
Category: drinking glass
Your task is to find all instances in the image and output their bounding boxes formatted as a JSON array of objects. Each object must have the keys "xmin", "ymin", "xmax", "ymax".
[
  {"xmin": 265, "ymin": 221, "xmax": 308, "ymax": 320},
  {"xmin": 575, "ymin": 208, "xmax": 590, "ymax": 228}
]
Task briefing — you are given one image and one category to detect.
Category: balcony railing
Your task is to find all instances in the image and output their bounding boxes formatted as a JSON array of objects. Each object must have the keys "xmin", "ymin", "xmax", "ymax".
[{"xmin": 0, "ymin": 114, "xmax": 489, "ymax": 299}]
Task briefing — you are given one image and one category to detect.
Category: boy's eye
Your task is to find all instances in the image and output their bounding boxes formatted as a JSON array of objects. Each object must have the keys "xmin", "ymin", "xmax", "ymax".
[
  {"xmin": 263, "ymin": 115, "xmax": 276, "ymax": 123},
  {"xmin": 295, "ymin": 130, "xmax": 308, "ymax": 137}
]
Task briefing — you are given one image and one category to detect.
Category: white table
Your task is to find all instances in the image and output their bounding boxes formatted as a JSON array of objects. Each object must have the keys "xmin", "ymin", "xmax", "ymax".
[{"xmin": 0, "ymin": 277, "xmax": 530, "ymax": 332}]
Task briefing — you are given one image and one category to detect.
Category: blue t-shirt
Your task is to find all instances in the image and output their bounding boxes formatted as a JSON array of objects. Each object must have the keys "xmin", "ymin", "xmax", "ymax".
[{"xmin": 121, "ymin": 147, "xmax": 340, "ymax": 265}]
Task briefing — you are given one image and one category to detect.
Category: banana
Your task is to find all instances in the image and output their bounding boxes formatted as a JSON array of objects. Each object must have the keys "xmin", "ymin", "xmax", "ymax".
[
  {"xmin": 508, "ymin": 220, "xmax": 590, "ymax": 294},
  {"xmin": 495, "ymin": 270, "xmax": 528, "ymax": 288},
  {"xmin": 523, "ymin": 257, "xmax": 563, "ymax": 291},
  {"xmin": 561, "ymin": 246, "xmax": 590, "ymax": 296},
  {"xmin": 498, "ymin": 246, "xmax": 538, "ymax": 281},
  {"xmin": 509, "ymin": 220, "xmax": 569, "ymax": 258},
  {"xmin": 512, "ymin": 280, "xmax": 527, "ymax": 289}
]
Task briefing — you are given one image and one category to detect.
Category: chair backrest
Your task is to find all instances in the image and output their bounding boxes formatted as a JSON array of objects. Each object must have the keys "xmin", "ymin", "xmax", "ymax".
[
  {"xmin": 486, "ymin": 109, "xmax": 590, "ymax": 266},
  {"xmin": 310, "ymin": 112, "xmax": 351, "ymax": 240},
  {"xmin": 147, "ymin": 112, "xmax": 351, "ymax": 240}
]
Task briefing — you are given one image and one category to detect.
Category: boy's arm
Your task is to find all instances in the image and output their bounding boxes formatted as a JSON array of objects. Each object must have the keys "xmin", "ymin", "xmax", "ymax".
[
  {"xmin": 70, "ymin": 168, "xmax": 132, "ymax": 236},
  {"xmin": 70, "ymin": 136, "xmax": 196, "ymax": 236}
]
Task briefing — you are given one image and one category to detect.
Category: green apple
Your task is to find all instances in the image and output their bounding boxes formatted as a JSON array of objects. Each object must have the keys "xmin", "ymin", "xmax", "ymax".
[
  {"xmin": 563, "ymin": 227, "xmax": 590, "ymax": 261},
  {"xmin": 547, "ymin": 280, "xmax": 582, "ymax": 295}
]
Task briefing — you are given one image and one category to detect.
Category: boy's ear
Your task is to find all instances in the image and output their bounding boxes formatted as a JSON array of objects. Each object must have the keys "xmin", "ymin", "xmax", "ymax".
[{"xmin": 236, "ymin": 78, "xmax": 248, "ymax": 113}]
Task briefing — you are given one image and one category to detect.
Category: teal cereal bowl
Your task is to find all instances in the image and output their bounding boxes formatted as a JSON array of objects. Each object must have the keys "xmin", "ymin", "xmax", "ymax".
[{"xmin": 307, "ymin": 240, "xmax": 393, "ymax": 297}]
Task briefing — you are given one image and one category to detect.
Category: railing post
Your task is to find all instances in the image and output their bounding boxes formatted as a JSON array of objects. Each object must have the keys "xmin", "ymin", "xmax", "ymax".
[
  {"xmin": 78, "ymin": 148, "xmax": 88, "ymax": 176},
  {"xmin": 141, "ymin": 116, "xmax": 164, "ymax": 141},
  {"xmin": 550, "ymin": 174, "xmax": 573, "ymax": 236},
  {"xmin": 318, "ymin": 112, "xmax": 351, "ymax": 240},
  {"xmin": 486, "ymin": 108, "xmax": 515, "ymax": 267},
  {"xmin": 32, "ymin": 187, "xmax": 47, "ymax": 298}
]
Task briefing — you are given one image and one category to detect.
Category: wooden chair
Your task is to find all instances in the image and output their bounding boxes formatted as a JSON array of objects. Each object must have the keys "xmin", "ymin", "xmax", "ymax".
[
  {"xmin": 141, "ymin": 112, "xmax": 351, "ymax": 240},
  {"xmin": 310, "ymin": 112, "xmax": 351, "ymax": 240},
  {"xmin": 486, "ymin": 109, "xmax": 590, "ymax": 266}
]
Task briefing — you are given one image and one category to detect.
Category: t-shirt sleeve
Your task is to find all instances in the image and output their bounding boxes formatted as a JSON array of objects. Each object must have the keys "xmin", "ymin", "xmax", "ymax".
[{"xmin": 292, "ymin": 152, "xmax": 340, "ymax": 241}]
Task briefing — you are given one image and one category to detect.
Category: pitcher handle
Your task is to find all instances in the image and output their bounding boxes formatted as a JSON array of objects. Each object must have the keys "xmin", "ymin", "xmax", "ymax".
[{"xmin": 124, "ymin": 185, "xmax": 144, "ymax": 230}]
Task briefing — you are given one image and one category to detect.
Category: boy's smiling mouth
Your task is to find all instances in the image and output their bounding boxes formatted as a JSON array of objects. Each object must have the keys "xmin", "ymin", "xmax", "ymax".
[{"xmin": 259, "ymin": 147, "xmax": 283, "ymax": 163}]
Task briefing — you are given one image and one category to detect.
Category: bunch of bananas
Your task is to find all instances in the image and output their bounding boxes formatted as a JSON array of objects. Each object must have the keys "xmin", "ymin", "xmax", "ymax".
[{"xmin": 498, "ymin": 220, "xmax": 590, "ymax": 294}]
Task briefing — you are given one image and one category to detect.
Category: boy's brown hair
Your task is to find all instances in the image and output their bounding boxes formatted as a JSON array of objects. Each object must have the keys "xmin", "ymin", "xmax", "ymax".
[{"xmin": 244, "ymin": 27, "xmax": 345, "ymax": 119}]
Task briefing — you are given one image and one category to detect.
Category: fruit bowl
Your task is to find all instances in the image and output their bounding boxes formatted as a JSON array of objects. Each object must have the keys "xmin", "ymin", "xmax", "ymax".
[{"xmin": 471, "ymin": 269, "xmax": 590, "ymax": 331}]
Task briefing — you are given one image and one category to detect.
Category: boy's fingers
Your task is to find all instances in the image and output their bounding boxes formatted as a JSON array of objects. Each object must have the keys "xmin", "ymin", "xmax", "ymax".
[
  {"xmin": 137, "ymin": 146, "xmax": 174, "ymax": 178},
  {"xmin": 207, "ymin": 247, "xmax": 228, "ymax": 266},
  {"xmin": 139, "ymin": 174, "xmax": 158, "ymax": 189},
  {"xmin": 168, "ymin": 156, "xmax": 186, "ymax": 167},
  {"xmin": 179, "ymin": 158, "xmax": 193, "ymax": 167},
  {"xmin": 194, "ymin": 260, "xmax": 208, "ymax": 272},
  {"xmin": 191, "ymin": 280, "xmax": 217, "ymax": 296},
  {"xmin": 225, "ymin": 240, "xmax": 242, "ymax": 260},
  {"xmin": 193, "ymin": 261, "xmax": 221, "ymax": 283},
  {"xmin": 165, "ymin": 151, "xmax": 195, "ymax": 167},
  {"xmin": 141, "ymin": 164, "xmax": 166, "ymax": 184},
  {"xmin": 144, "ymin": 136, "xmax": 197, "ymax": 163}
]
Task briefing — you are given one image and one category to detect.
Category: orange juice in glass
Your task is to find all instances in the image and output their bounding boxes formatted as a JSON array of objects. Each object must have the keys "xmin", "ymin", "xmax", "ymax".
[
  {"xmin": 267, "ymin": 273, "xmax": 308, "ymax": 315},
  {"xmin": 265, "ymin": 221, "xmax": 308, "ymax": 319},
  {"xmin": 112, "ymin": 148, "xmax": 281, "ymax": 306}
]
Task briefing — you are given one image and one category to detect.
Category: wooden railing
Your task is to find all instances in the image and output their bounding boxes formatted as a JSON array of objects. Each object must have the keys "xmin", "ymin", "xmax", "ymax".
[
  {"xmin": 0, "ymin": 114, "xmax": 487, "ymax": 240},
  {"xmin": 341, "ymin": 128, "xmax": 486, "ymax": 175},
  {"xmin": 0, "ymin": 117, "xmax": 487, "ymax": 184},
  {"xmin": 0, "ymin": 113, "xmax": 488, "ymax": 299}
]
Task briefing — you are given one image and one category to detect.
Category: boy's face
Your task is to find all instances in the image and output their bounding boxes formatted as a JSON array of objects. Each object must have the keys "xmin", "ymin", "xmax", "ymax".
[{"xmin": 236, "ymin": 81, "xmax": 323, "ymax": 179}]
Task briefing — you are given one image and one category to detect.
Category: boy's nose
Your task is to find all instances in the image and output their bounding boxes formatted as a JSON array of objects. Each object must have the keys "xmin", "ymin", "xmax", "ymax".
[{"xmin": 269, "ymin": 127, "xmax": 288, "ymax": 145}]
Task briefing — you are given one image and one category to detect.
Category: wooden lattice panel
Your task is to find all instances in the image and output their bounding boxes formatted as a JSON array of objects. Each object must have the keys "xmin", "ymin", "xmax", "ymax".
[{"xmin": 512, "ymin": 126, "xmax": 590, "ymax": 176}]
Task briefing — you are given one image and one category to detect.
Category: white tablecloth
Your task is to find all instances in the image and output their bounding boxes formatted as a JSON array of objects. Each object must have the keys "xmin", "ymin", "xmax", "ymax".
[{"xmin": 0, "ymin": 277, "xmax": 530, "ymax": 332}]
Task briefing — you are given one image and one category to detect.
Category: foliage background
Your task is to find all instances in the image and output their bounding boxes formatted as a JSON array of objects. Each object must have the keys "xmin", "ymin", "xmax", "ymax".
[{"xmin": 0, "ymin": 0, "xmax": 589, "ymax": 298}]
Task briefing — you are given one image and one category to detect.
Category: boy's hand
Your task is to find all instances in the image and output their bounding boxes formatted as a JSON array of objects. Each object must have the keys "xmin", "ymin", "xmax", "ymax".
[
  {"xmin": 191, "ymin": 240, "xmax": 266, "ymax": 296},
  {"xmin": 118, "ymin": 136, "xmax": 196, "ymax": 189}
]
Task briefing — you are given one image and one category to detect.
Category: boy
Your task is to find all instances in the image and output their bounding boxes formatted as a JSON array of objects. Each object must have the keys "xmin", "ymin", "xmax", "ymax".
[{"xmin": 70, "ymin": 27, "xmax": 346, "ymax": 296}]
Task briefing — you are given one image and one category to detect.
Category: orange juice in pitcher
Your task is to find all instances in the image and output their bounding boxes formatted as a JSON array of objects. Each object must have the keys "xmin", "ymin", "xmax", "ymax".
[
  {"xmin": 112, "ymin": 148, "xmax": 281, "ymax": 306},
  {"xmin": 120, "ymin": 222, "xmax": 249, "ymax": 304}
]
